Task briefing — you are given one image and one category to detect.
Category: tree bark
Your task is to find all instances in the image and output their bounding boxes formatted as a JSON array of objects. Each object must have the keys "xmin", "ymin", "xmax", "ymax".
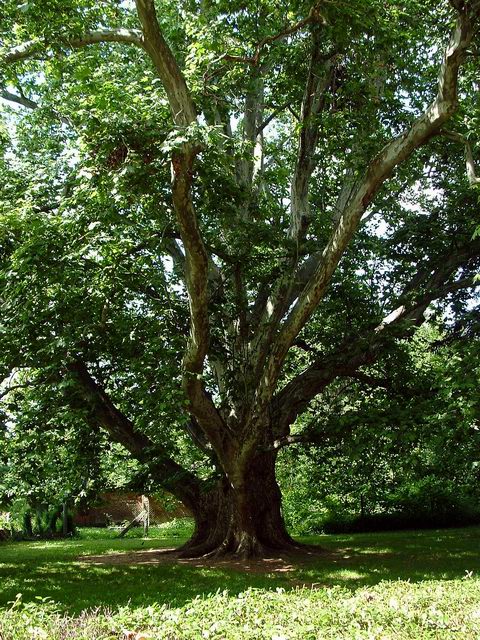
[{"xmin": 179, "ymin": 450, "xmax": 297, "ymax": 559}]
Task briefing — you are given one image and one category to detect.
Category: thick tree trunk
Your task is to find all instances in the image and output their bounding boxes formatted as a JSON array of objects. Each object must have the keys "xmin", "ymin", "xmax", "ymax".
[
  {"xmin": 177, "ymin": 478, "xmax": 231, "ymax": 557},
  {"xmin": 178, "ymin": 452, "xmax": 298, "ymax": 559},
  {"xmin": 222, "ymin": 451, "xmax": 297, "ymax": 558}
]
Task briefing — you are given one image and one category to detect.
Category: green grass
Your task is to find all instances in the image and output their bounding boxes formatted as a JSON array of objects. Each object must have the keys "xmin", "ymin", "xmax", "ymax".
[{"xmin": 1, "ymin": 524, "xmax": 480, "ymax": 638}]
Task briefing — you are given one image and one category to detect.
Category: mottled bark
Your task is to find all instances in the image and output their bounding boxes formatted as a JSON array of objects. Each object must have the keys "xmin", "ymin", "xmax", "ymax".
[
  {"xmin": 134, "ymin": 0, "xmax": 196, "ymax": 126},
  {"xmin": 289, "ymin": 33, "xmax": 336, "ymax": 242},
  {"xmin": 5, "ymin": 2, "xmax": 480, "ymax": 561},
  {"xmin": 180, "ymin": 450, "xmax": 296, "ymax": 558},
  {"xmin": 2, "ymin": 29, "xmax": 144, "ymax": 65},
  {"xmin": 255, "ymin": 8, "xmax": 477, "ymax": 409}
]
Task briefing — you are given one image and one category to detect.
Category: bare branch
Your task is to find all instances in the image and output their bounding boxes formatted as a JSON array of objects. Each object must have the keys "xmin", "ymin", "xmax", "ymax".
[
  {"xmin": 3, "ymin": 28, "xmax": 144, "ymax": 65},
  {"xmin": 67, "ymin": 361, "xmax": 155, "ymax": 457},
  {"xmin": 222, "ymin": 5, "xmax": 327, "ymax": 67},
  {"xmin": 171, "ymin": 154, "xmax": 213, "ymax": 399},
  {"xmin": 1, "ymin": 88, "xmax": 38, "ymax": 110},
  {"xmin": 440, "ymin": 130, "xmax": 480, "ymax": 185},
  {"xmin": 163, "ymin": 236, "xmax": 186, "ymax": 274},
  {"xmin": 1, "ymin": 87, "xmax": 73, "ymax": 126},
  {"xmin": 3, "ymin": 9, "xmax": 196, "ymax": 128}
]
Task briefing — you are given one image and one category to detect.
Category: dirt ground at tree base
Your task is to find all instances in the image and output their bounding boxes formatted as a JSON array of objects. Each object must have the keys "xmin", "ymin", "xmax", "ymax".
[{"xmin": 79, "ymin": 545, "xmax": 329, "ymax": 578}]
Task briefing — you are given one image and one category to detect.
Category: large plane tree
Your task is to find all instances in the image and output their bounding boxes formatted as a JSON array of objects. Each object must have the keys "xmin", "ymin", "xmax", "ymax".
[{"xmin": 1, "ymin": 0, "xmax": 480, "ymax": 557}]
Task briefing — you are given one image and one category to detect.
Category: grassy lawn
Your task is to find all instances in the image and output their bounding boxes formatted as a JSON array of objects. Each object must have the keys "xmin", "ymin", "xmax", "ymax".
[{"xmin": 0, "ymin": 524, "xmax": 479, "ymax": 638}]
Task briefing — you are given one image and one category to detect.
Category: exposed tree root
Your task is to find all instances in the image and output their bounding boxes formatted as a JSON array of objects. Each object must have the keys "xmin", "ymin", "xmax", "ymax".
[{"xmin": 178, "ymin": 529, "xmax": 324, "ymax": 560}]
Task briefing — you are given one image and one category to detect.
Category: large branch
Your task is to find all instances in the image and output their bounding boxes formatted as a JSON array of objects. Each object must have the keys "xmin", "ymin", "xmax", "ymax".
[
  {"xmin": 289, "ymin": 37, "xmax": 336, "ymax": 242},
  {"xmin": 401, "ymin": 237, "xmax": 480, "ymax": 301},
  {"xmin": 272, "ymin": 240, "xmax": 480, "ymax": 434},
  {"xmin": 256, "ymin": 5, "xmax": 478, "ymax": 405},
  {"xmin": 66, "ymin": 360, "xmax": 202, "ymax": 508},
  {"xmin": 236, "ymin": 69, "xmax": 264, "ymax": 202},
  {"xmin": 4, "ymin": 9, "xmax": 195, "ymax": 128},
  {"xmin": 248, "ymin": 42, "xmax": 336, "ymax": 365},
  {"xmin": 3, "ymin": 29, "xmax": 144, "ymax": 65},
  {"xmin": 5, "ymin": 15, "xmax": 223, "ymax": 452},
  {"xmin": 134, "ymin": 0, "xmax": 196, "ymax": 126},
  {"xmin": 170, "ymin": 149, "xmax": 226, "ymax": 444},
  {"xmin": 4, "ymin": 8, "xmax": 208, "ymax": 422},
  {"xmin": 0, "ymin": 87, "xmax": 73, "ymax": 126},
  {"xmin": 132, "ymin": 1, "xmax": 229, "ymax": 444},
  {"xmin": 166, "ymin": 151, "xmax": 229, "ymax": 450}
]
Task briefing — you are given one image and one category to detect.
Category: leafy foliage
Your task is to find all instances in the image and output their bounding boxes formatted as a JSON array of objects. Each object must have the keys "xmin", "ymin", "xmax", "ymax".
[{"xmin": 1, "ymin": 0, "xmax": 480, "ymax": 552}]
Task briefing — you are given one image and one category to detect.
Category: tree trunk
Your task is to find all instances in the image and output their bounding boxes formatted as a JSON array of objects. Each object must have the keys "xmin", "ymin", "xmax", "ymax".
[
  {"xmin": 62, "ymin": 502, "xmax": 69, "ymax": 536},
  {"xmin": 179, "ymin": 452, "xmax": 298, "ymax": 559},
  {"xmin": 23, "ymin": 511, "xmax": 33, "ymax": 537},
  {"xmin": 48, "ymin": 505, "xmax": 62, "ymax": 535},
  {"xmin": 177, "ymin": 478, "xmax": 231, "ymax": 557}
]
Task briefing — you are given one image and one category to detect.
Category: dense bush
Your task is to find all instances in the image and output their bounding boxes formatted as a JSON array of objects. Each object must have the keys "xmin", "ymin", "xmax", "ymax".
[
  {"xmin": 279, "ymin": 456, "xmax": 480, "ymax": 536},
  {"xmin": 277, "ymin": 329, "xmax": 480, "ymax": 536}
]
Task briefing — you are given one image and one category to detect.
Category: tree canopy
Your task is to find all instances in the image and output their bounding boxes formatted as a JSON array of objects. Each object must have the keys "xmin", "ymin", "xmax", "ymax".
[{"xmin": 1, "ymin": 0, "xmax": 480, "ymax": 557}]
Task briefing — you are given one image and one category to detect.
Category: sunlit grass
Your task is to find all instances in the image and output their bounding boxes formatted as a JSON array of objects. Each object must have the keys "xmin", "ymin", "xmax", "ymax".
[
  {"xmin": 1, "ymin": 580, "xmax": 480, "ymax": 639},
  {"xmin": 1, "ymin": 525, "xmax": 480, "ymax": 638}
]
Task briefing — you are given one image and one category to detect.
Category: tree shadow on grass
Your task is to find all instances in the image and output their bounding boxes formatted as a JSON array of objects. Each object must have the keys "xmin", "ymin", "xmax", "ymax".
[{"xmin": 0, "ymin": 526, "xmax": 479, "ymax": 613}]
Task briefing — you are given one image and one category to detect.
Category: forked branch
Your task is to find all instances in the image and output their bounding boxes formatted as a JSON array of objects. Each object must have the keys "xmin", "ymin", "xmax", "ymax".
[
  {"xmin": 221, "ymin": 4, "xmax": 327, "ymax": 67},
  {"xmin": 440, "ymin": 130, "xmax": 480, "ymax": 185},
  {"xmin": 257, "ymin": 4, "xmax": 479, "ymax": 403},
  {"xmin": 133, "ymin": 1, "xmax": 228, "ymax": 443}
]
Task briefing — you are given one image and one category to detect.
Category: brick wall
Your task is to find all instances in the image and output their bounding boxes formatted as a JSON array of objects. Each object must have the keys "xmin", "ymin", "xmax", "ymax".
[{"xmin": 74, "ymin": 492, "xmax": 189, "ymax": 526}]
